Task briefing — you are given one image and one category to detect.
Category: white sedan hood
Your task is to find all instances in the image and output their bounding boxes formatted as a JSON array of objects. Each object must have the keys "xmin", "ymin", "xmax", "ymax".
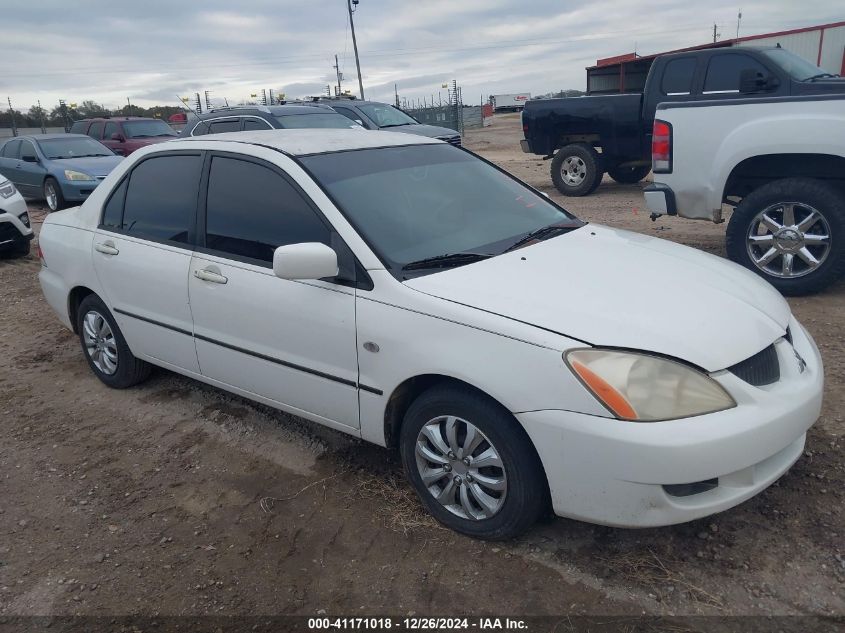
[{"xmin": 404, "ymin": 225, "xmax": 790, "ymax": 372}]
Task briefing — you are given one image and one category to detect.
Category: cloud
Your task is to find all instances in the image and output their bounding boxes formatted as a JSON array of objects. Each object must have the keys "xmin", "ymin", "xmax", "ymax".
[{"xmin": 0, "ymin": 0, "xmax": 841, "ymax": 110}]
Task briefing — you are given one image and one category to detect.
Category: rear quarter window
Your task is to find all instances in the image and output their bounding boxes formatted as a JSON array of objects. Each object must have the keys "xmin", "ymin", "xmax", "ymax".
[
  {"xmin": 661, "ymin": 57, "xmax": 697, "ymax": 95},
  {"xmin": 69, "ymin": 121, "xmax": 88, "ymax": 134}
]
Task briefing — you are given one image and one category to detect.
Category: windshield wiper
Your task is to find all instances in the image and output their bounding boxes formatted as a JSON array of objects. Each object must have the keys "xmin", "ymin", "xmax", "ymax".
[
  {"xmin": 401, "ymin": 252, "xmax": 492, "ymax": 271},
  {"xmin": 805, "ymin": 73, "xmax": 839, "ymax": 81},
  {"xmin": 504, "ymin": 224, "xmax": 578, "ymax": 253},
  {"xmin": 380, "ymin": 123, "xmax": 413, "ymax": 128}
]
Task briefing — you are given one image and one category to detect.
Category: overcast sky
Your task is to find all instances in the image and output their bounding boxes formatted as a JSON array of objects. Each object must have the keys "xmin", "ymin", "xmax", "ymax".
[{"xmin": 1, "ymin": 0, "xmax": 842, "ymax": 111}]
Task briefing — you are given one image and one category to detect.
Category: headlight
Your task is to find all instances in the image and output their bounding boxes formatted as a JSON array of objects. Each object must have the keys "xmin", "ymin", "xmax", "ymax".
[
  {"xmin": 64, "ymin": 170, "xmax": 95, "ymax": 181},
  {"xmin": 0, "ymin": 179, "xmax": 16, "ymax": 198},
  {"xmin": 565, "ymin": 349, "xmax": 736, "ymax": 421}
]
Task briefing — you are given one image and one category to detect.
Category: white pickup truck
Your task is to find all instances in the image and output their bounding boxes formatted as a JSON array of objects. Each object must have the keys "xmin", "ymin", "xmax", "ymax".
[{"xmin": 645, "ymin": 94, "xmax": 845, "ymax": 295}]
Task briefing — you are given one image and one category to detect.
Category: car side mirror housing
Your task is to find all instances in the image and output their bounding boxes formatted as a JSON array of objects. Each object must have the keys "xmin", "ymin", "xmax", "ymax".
[
  {"xmin": 739, "ymin": 69, "xmax": 779, "ymax": 93},
  {"xmin": 273, "ymin": 243, "xmax": 338, "ymax": 280},
  {"xmin": 21, "ymin": 154, "xmax": 38, "ymax": 163},
  {"xmin": 111, "ymin": 133, "xmax": 125, "ymax": 142}
]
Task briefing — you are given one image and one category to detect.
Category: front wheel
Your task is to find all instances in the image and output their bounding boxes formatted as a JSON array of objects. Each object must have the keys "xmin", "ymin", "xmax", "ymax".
[
  {"xmin": 607, "ymin": 163, "xmax": 650, "ymax": 184},
  {"xmin": 43, "ymin": 177, "xmax": 65, "ymax": 212},
  {"xmin": 76, "ymin": 294, "xmax": 152, "ymax": 388},
  {"xmin": 725, "ymin": 177, "xmax": 845, "ymax": 295},
  {"xmin": 550, "ymin": 144, "xmax": 604, "ymax": 197},
  {"xmin": 399, "ymin": 385, "xmax": 547, "ymax": 540}
]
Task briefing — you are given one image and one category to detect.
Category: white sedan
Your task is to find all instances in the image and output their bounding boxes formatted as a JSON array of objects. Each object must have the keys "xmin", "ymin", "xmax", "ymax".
[{"xmin": 37, "ymin": 129, "xmax": 823, "ymax": 539}]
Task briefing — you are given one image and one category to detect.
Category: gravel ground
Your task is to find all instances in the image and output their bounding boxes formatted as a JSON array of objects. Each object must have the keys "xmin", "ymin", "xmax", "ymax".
[{"xmin": 0, "ymin": 116, "xmax": 842, "ymax": 618}]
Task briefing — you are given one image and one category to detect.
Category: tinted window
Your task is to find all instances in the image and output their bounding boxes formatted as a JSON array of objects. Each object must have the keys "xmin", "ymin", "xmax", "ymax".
[
  {"xmin": 88, "ymin": 122, "xmax": 104, "ymax": 139},
  {"xmin": 704, "ymin": 54, "xmax": 769, "ymax": 92},
  {"xmin": 123, "ymin": 120, "xmax": 176, "ymax": 138},
  {"xmin": 661, "ymin": 57, "xmax": 696, "ymax": 94},
  {"xmin": 205, "ymin": 156, "xmax": 330, "ymax": 264},
  {"xmin": 69, "ymin": 121, "xmax": 88, "ymax": 134},
  {"xmin": 104, "ymin": 122, "xmax": 119, "ymax": 138},
  {"xmin": 242, "ymin": 117, "xmax": 272, "ymax": 131},
  {"xmin": 2, "ymin": 140, "xmax": 21, "ymax": 159},
  {"xmin": 189, "ymin": 121, "xmax": 209, "ymax": 136},
  {"xmin": 208, "ymin": 119, "xmax": 241, "ymax": 134},
  {"xmin": 19, "ymin": 141, "xmax": 37, "ymax": 160},
  {"xmin": 121, "ymin": 154, "xmax": 201, "ymax": 244},
  {"xmin": 101, "ymin": 178, "xmax": 127, "ymax": 229},
  {"xmin": 274, "ymin": 113, "xmax": 359, "ymax": 129}
]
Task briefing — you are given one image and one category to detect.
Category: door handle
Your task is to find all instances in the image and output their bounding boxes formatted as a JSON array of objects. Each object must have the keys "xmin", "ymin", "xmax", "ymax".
[
  {"xmin": 194, "ymin": 268, "xmax": 228, "ymax": 284},
  {"xmin": 94, "ymin": 241, "xmax": 119, "ymax": 256}
]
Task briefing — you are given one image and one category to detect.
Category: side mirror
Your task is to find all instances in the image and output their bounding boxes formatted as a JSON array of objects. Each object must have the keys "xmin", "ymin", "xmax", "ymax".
[
  {"xmin": 739, "ymin": 69, "xmax": 779, "ymax": 93},
  {"xmin": 273, "ymin": 243, "xmax": 338, "ymax": 280},
  {"xmin": 111, "ymin": 133, "xmax": 125, "ymax": 142},
  {"xmin": 21, "ymin": 154, "xmax": 38, "ymax": 163}
]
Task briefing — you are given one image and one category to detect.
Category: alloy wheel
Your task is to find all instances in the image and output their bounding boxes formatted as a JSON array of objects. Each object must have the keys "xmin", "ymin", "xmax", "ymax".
[
  {"xmin": 560, "ymin": 156, "xmax": 587, "ymax": 187},
  {"xmin": 45, "ymin": 182, "xmax": 58, "ymax": 211},
  {"xmin": 414, "ymin": 415, "xmax": 507, "ymax": 520},
  {"xmin": 746, "ymin": 201, "xmax": 831, "ymax": 278},
  {"xmin": 82, "ymin": 310, "xmax": 118, "ymax": 375}
]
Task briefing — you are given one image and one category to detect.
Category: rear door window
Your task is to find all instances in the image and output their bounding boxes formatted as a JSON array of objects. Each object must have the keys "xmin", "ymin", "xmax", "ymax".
[
  {"xmin": 208, "ymin": 119, "xmax": 241, "ymax": 134},
  {"xmin": 1, "ymin": 140, "xmax": 21, "ymax": 158},
  {"xmin": 242, "ymin": 117, "xmax": 273, "ymax": 131},
  {"xmin": 661, "ymin": 57, "xmax": 696, "ymax": 95},
  {"xmin": 119, "ymin": 154, "xmax": 202, "ymax": 245},
  {"xmin": 704, "ymin": 53, "xmax": 770, "ymax": 93}
]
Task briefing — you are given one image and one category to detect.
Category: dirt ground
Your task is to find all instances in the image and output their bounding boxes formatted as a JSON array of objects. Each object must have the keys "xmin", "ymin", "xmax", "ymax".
[{"xmin": 1, "ymin": 115, "xmax": 843, "ymax": 620}]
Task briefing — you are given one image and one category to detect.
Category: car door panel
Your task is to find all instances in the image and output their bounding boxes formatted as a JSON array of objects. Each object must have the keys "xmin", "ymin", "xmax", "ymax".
[
  {"xmin": 188, "ymin": 152, "xmax": 360, "ymax": 428},
  {"xmin": 16, "ymin": 140, "xmax": 47, "ymax": 197},
  {"xmin": 92, "ymin": 152, "xmax": 202, "ymax": 372},
  {"xmin": 189, "ymin": 253, "xmax": 359, "ymax": 427}
]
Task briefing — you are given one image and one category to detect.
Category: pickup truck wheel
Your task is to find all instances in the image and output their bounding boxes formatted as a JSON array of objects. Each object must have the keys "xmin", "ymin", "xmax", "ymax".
[
  {"xmin": 76, "ymin": 295, "xmax": 152, "ymax": 388},
  {"xmin": 551, "ymin": 144, "xmax": 604, "ymax": 197},
  {"xmin": 607, "ymin": 164, "xmax": 650, "ymax": 184},
  {"xmin": 400, "ymin": 384, "xmax": 547, "ymax": 540},
  {"xmin": 726, "ymin": 178, "xmax": 845, "ymax": 295}
]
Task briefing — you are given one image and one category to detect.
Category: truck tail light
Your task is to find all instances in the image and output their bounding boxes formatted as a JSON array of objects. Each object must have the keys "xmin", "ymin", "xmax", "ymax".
[{"xmin": 652, "ymin": 119, "xmax": 672, "ymax": 173}]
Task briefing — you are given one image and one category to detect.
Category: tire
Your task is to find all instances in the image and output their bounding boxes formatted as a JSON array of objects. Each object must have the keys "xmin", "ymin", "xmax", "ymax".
[
  {"xmin": 399, "ymin": 384, "xmax": 547, "ymax": 540},
  {"xmin": 44, "ymin": 177, "xmax": 65, "ymax": 212},
  {"xmin": 550, "ymin": 144, "xmax": 604, "ymax": 197},
  {"xmin": 607, "ymin": 163, "xmax": 650, "ymax": 185},
  {"xmin": 76, "ymin": 294, "xmax": 152, "ymax": 388},
  {"xmin": 726, "ymin": 177, "xmax": 845, "ymax": 296}
]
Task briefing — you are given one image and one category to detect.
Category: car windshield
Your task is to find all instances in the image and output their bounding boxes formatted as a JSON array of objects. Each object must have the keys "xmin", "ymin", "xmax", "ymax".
[
  {"xmin": 36, "ymin": 137, "xmax": 113, "ymax": 159},
  {"xmin": 122, "ymin": 120, "xmax": 177, "ymax": 138},
  {"xmin": 275, "ymin": 113, "xmax": 361, "ymax": 129},
  {"xmin": 358, "ymin": 103, "xmax": 418, "ymax": 127},
  {"xmin": 300, "ymin": 144, "xmax": 581, "ymax": 276},
  {"xmin": 762, "ymin": 48, "xmax": 833, "ymax": 80}
]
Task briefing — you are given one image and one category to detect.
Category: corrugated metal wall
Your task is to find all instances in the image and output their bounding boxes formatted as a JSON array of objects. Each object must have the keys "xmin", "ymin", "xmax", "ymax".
[{"xmin": 737, "ymin": 26, "xmax": 845, "ymax": 74}]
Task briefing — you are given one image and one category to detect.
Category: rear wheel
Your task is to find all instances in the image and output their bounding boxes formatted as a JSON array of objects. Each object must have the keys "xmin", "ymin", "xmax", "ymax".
[
  {"xmin": 10, "ymin": 238, "xmax": 31, "ymax": 258},
  {"xmin": 76, "ymin": 294, "xmax": 152, "ymax": 388},
  {"xmin": 607, "ymin": 163, "xmax": 650, "ymax": 184},
  {"xmin": 43, "ymin": 177, "xmax": 65, "ymax": 212},
  {"xmin": 725, "ymin": 177, "xmax": 845, "ymax": 295},
  {"xmin": 399, "ymin": 384, "xmax": 547, "ymax": 540},
  {"xmin": 550, "ymin": 144, "xmax": 604, "ymax": 197}
]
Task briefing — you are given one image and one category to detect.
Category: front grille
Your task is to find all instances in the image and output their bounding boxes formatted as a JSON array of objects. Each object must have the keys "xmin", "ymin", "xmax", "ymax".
[{"xmin": 728, "ymin": 343, "xmax": 780, "ymax": 386}]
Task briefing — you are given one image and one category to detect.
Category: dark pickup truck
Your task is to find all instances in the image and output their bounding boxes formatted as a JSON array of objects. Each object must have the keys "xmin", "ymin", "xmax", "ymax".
[{"xmin": 521, "ymin": 46, "xmax": 845, "ymax": 196}]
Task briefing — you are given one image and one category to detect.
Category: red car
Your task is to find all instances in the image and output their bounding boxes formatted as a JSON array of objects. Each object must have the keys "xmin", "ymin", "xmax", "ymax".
[{"xmin": 69, "ymin": 117, "xmax": 177, "ymax": 156}]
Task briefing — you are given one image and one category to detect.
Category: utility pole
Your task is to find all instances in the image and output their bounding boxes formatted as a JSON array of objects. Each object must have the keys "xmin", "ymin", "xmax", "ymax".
[
  {"xmin": 712, "ymin": 23, "xmax": 720, "ymax": 43},
  {"xmin": 347, "ymin": 0, "xmax": 365, "ymax": 99},
  {"xmin": 736, "ymin": 9, "xmax": 742, "ymax": 39},
  {"xmin": 7, "ymin": 97, "xmax": 17, "ymax": 137},
  {"xmin": 394, "ymin": 83, "xmax": 399, "ymax": 107},
  {"xmin": 126, "ymin": 96, "xmax": 132, "ymax": 115},
  {"xmin": 37, "ymin": 99, "xmax": 46, "ymax": 134},
  {"xmin": 334, "ymin": 54, "xmax": 343, "ymax": 96}
]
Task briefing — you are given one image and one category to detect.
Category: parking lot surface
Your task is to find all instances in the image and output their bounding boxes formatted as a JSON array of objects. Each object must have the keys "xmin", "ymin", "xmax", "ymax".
[{"xmin": 1, "ymin": 116, "xmax": 843, "ymax": 617}]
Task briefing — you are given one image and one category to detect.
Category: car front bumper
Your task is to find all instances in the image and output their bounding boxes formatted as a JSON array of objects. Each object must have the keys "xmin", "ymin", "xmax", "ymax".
[
  {"xmin": 60, "ymin": 178, "xmax": 105, "ymax": 202},
  {"xmin": 0, "ymin": 194, "xmax": 34, "ymax": 247},
  {"xmin": 517, "ymin": 316, "xmax": 823, "ymax": 528}
]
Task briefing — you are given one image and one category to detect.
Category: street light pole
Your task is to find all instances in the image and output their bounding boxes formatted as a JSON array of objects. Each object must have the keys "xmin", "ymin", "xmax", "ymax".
[{"xmin": 347, "ymin": 0, "xmax": 365, "ymax": 99}]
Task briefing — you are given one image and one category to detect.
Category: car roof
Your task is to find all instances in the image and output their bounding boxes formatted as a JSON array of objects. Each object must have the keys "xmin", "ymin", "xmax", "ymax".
[
  {"xmin": 80, "ymin": 117, "xmax": 154, "ymax": 121},
  {"xmin": 7, "ymin": 133, "xmax": 91, "ymax": 141},
  {"xmin": 177, "ymin": 128, "xmax": 441, "ymax": 156}
]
